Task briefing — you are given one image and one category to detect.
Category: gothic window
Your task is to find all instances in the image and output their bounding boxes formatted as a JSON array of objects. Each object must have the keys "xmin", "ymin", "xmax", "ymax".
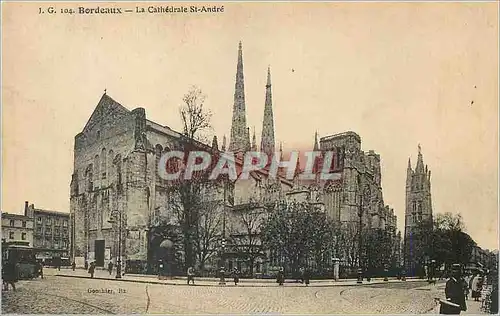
[
  {"xmin": 22, "ymin": 233, "xmax": 26, "ymax": 240},
  {"xmin": 417, "ymin": 201, "xmax": 422, "ymax": 212},
  {"xmin": 22, "ymin": 221, "xmax": 26, "ymax": 228},
  {"xmin": 9, "ymin": 220, "xmax": 14, "ymax": 227},
  {"xmin": 412, "ymin": 201, "xmax": 417, "ymax": 212},
  {"xmin": 108, "ymin": 149, "xmax": 114, "ymax": 183},
  {"xmin": 9, "ymin": 232, "xmax": 14, "ymax": 239},
  {"xmin": 96, "ymin": 130, "xmax": 101, "ymax": 141},
  {"xmin": 114, "ymin": 154, "xmax": 122, "ymax": 186},
  {"xmin": 94, "ymin": 154, "xmax": 100, "ymax": 183},
  {"xmin": 101, "ymin": 148, "xmax": 107, "ymax": 179}
]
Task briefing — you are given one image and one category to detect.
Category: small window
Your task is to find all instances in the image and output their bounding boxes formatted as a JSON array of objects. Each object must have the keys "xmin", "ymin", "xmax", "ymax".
[
  {"xmin": 9, "ymin": 220, "xmax": 15, "ymax": 227},
  {"xmin": 97, "ymin": 130, "xmax": 101, "ymax": 140},
  {"xmin": 63, "ymin": 220, "xmax": 68, "ymax": 227},
  {"xmin": 37, "ymin": 217, "xmax": 42, "ymax": 223},
  {"xmin": 21, "ymin": 233, "xmax": 26, "ymax": 240},
  {"xmin": 22, "ymin": 221, "xmax": 27, "ymax": 228},
  {"xmin": 9, "ymin": 232, "xmax": 14, "ymax": 239},
  {"xmin": 46, "ymin": 217, "xmax": 51, "ymax": 225}
]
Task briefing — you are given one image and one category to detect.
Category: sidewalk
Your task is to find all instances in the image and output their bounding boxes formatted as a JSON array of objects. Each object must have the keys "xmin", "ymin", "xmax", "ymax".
[
  {"xmin": 426, "ymin": 283, "xmax": 486, "ymax": 314},
  {"xmin": 53, "ymin": 268, "xmax": 425, "ymax": 288}
]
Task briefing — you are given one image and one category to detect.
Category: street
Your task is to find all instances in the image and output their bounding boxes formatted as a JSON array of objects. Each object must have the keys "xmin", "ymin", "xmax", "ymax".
[{"xmin": 2, "ymin": 269, "xmax": 445, "ymax": 314}]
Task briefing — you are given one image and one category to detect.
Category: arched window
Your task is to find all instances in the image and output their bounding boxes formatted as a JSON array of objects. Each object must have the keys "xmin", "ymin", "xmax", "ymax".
[
  {"xmin": 101, "ymin": 148, "xmax": 107, "ymax": 179},
  {"xmin": 94, "ymin": 155, "xmax": 100, "ymax": 185},
  {"xmin": 114, "ymin": 154, "xmax": 122, "ymax": 186},
  {"xmin": 108, "ymin": 149, "xmax": 114, "ymax": 183}
]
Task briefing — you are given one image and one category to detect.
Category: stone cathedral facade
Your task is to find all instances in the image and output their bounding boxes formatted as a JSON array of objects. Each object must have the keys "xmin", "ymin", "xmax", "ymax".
[{"xmin": 70, "ymin": 42, "xmax": 400, "ymax": 274}]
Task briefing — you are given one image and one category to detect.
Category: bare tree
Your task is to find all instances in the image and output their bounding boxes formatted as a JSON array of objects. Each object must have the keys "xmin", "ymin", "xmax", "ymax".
[
  {"xmin": 162, "ymin": 86, "xmax": 218, "ymax": 271},
  {"xmin": 229, "ymin": 200, "xmax": 267, "ymax": 277},
  {"xmin": 179, "ymin": 86, "xmax": 212, "ymax": 142},
  {"xmin": 195, "ymin": 199, "xmax": 224, "ymax": 273}
]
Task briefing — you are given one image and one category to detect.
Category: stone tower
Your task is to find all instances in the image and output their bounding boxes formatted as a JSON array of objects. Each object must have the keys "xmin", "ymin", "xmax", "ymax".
[
  {"xmin": 260, "ymin": 66, "xmax": 276, "ymax": 159},
  {"xmin": 229, "ymin": 42, "xmax": 251, "ymax": 154},
  {"xmin": 404, "ymin": 144, "xmax": 433, "ymax": 275}
]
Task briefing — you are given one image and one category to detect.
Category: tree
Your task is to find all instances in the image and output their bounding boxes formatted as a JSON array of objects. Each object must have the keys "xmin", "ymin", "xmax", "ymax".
[
  {"xmin": 179, "ymin": 86, "xmax": 212, "ymax": 142},
  {"xmin": 229, "ymin": 201, "xmax": 267, "ymax": 277},
  {"xmin": 412, "ymin": 212, "xmax": 476, "ymax": 272},
  {"xmin": 261, "ymin": 201, "xmax": 336, "ymax": 277},
  {"xmin": 335, "ymin": 222, "xmax": 359, "ymax": 270},
  {"xmin": 165, "ymin": 86, "xmax": 221, "ymax": 271},
  {"xmin": 194, "ymin": 199, "xmax": 224, "ymax": 273}
]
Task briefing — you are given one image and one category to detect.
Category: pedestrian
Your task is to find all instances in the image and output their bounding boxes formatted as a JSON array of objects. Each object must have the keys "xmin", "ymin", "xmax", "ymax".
[
  {"xmin": 232, "ymin": 268, "xmax": 240, "ymax": 286},
  {"xmin": 303, "ymin": 268, "xmax": 310, "ymax": 287},
  {"xmin": 277, "ymin": 267, "xmax": 284, "ymax": 286},
  {"xmin": 471, "ymin": 274, "xmax": 482, "ymax": 301},
  {"xmin": 38, "ymin": 260, "xmax": 44, "ymax": 279},
  {"xmin": 71, "ymin": 261, "xmax": 76, "ymax": 271},
  {"xmin": 108, "ymin": 261, "xmax": 114, "ymax": 275},
  {"xmin": 187, "ymin": 266, "xmax": 195, "ymax": 285},
  {"xmin": 439, "ymin": 264, "xmax": 467, "ymax": 314},
  {"xmin": 88, "ymin": 262, "xmax": 95, "ymax": 278},
  {"xmin": 84, "ymin": 260, "xmax": 88, "ymax": 271},
  {"xmin": 463, "ymin": 274, "xmax": 470, "ymax": 300},
  {"xmin": 2, "ymin": 261, "xmax": 18, "ymax": 291}
]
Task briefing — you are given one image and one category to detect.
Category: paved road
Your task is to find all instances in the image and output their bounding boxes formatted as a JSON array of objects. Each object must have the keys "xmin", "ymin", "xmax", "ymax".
[{"xmin": 2, "ymin": 271, "xmax": 440, "ymax": 314}]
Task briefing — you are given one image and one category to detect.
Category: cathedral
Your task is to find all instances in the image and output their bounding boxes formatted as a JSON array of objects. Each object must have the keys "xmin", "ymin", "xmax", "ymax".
[{"xmin": 69, "ymin": 42, "xmax": 400, "ymax": 275}]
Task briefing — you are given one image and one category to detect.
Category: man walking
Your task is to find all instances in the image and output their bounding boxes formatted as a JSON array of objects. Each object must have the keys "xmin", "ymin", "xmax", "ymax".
[
  {"xmin": 38, "ymin": 260, "xmax": 44, "ymax": 279},
  {"xmin": 108, "ymin": 261, "xmax": 114, "ymax": 275},
  {"xmin": 440, "ymin": 264, "xmax": 467, "ymax": 314},
  {"xmin": 277, "ymin": 267, "xmax": 285, "ymax": 286},
  {"xmin": 88, "ymin": 262, "xmax": 96, "ymax": 278}
]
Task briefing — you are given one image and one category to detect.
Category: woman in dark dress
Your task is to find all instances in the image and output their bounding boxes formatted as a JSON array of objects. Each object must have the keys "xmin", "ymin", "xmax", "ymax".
[{"xmin": 303, "ymin": 268, "xmax": 310, "ymax": 287}]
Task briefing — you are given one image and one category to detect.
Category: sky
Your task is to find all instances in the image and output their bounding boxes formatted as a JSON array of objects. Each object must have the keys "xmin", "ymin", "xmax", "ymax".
[{"xmin": 2, "ymin": 2, "xmax": 498, "ymax": 249}]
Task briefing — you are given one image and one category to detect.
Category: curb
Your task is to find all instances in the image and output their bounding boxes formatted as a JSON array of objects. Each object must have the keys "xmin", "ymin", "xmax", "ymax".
[{"xmin": 55, "ymin": 274, "xmax": 430, "ymax": 288}]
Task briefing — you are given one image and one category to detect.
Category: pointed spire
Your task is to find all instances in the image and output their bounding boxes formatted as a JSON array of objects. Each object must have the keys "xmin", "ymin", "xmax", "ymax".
[
  {"xmin": 260, "ymin": 65, "xmax": 276, "ymax": 159},
  {"xmin": 222, "ymin": 135, "xmax": 227, "ymax": 151},
  {"xmin": 313, "ymin": 131, "xmax": 319, "ymax": 151},
  {"xmin": 407, "ymin": 158, "xmax": 412, "ymax": 169},
  {"xmin": 246, "ymin": 127, "xmax": 251, "ymax": 151},
  {"xmin": 416, "ymin": 144, "xmax": 425, "ymax": 173},
  {"xmin": 212, "ymin": 135, "xmax": 219, "ymax": 152},
  {"xmin": 252, "ymin": 127, "xmax": 257, "ymax": 151},
  {"xmin": 229, "ymin": 42, "xmax": 249, "ymax": 153}
]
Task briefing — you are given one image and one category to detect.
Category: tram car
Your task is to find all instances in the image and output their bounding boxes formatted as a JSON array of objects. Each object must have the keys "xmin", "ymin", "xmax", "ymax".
[{"xmin": 2, "ymin": 241, "xmax": 39, "ymax": 279}]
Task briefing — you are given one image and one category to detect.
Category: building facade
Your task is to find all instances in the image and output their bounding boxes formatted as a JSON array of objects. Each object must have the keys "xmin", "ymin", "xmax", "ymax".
[
  {"xmin": 24, "ymin": 201, "xmax": 70, "ymax": 260},
  {"xmin": 1, "ymin": 212, "xmax": 33, "ymax": 246}
]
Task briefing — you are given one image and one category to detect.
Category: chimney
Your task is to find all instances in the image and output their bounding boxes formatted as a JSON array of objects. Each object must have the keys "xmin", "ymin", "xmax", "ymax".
[{"xmin": 24, "ymin": 201, "xmax": 29, "ymax": 216}]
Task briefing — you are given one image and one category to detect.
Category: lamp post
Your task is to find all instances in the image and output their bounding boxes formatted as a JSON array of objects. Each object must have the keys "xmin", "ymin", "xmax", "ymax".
[
  {"xmin": 219, "ymin": 238, "xmax": 226, "ymax": 285},
  {"xmin": 108, "ymin": 209, "xmax": 122, "ymax": 279}
]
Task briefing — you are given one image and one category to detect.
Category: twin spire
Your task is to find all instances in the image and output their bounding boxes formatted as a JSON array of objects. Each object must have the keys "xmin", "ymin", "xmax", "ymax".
[{"xmin": 229, "ymin": 42, "xmax": 275, "ymax": 158}]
